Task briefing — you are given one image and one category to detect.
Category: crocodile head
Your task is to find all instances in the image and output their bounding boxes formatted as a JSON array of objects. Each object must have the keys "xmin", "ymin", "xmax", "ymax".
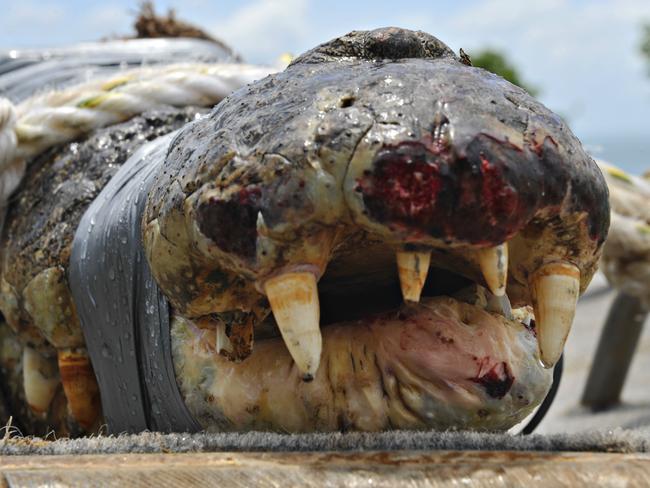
[{"xmin": 142, "ymin": 28, "xmax": 609, "ymax": 432}]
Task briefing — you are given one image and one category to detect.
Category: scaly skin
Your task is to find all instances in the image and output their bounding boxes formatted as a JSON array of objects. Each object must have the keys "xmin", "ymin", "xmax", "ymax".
[
  {"xmin": 0, "ymin": 28, "xmax": 609, "ymax": 436},
  {"xmin": 0, "ymin": 108, "xmax": 206, "ymax": 435}
]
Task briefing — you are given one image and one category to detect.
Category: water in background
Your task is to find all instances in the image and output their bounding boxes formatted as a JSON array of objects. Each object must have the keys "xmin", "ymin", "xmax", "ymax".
[{"xmin": 582, "ymin": 133, "xmax": 649, "ymax": 176}]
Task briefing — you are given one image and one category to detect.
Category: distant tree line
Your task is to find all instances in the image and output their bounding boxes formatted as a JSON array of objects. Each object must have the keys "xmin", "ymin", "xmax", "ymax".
[
  {"xmin": 468, "ymin": 49, "xmax": 539, "ymax": 96},
  {"xmin": 642, "ymin": 23, "xmax": 650, "ymax": 74},
  {"xmin": 471, "ymin": 21, "xmax": 650, "ymax": 90}
]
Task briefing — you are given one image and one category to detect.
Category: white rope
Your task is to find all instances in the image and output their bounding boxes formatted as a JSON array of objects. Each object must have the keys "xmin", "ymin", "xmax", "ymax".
[
  {"xmin": 13, "ymin": 63, "xmax": 275, "ymax": 161},
  {"xmin": 0, "ymin": 62, "xmax": 275, "ymax": 209}
]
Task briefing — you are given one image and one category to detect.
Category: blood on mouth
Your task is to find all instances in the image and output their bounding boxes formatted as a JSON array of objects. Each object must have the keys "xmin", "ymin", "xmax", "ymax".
[{"xmin": 471, "ymin": 358, "xmax": 515, "ymax": 399}]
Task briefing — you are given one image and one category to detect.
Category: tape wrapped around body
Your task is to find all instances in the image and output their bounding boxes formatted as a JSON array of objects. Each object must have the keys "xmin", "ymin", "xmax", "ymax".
[{"xmin": 69, "ymin": 131, "xmax": 200, "ymax": 434}]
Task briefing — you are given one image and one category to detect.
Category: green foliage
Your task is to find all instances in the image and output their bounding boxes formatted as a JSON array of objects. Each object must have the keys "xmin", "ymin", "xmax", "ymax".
[
  {"xmin": 469, "ymin": 49, "xmax": 539, "ymax": 96},
  {"xmin": 642, "ymin": 24, "xmax": 650, "ymax": 72}
]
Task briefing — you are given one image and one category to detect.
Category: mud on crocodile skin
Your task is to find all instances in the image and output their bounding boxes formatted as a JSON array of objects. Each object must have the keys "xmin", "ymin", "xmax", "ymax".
[{"xmin": 0, "ymin": 28, "xmax": 609, "ymax": 436}]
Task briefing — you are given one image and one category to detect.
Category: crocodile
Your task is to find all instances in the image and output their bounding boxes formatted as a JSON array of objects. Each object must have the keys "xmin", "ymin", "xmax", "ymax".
[{"xmin": 0, "ymin": 27, "xmax": 609, "ymax": 436}]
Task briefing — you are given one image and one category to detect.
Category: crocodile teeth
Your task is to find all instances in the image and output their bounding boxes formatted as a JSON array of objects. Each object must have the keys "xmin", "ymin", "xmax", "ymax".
[
  {"xmin": 477, "ymin": 243, "xmax": 508, "ymax": 297},
  {"xmin": 57, "ymin": 349, "xmax": 100, "ymax": 430},
  {"xmin": 531, "ymin": 262, "xmax": 581, "ymax": 368},
  {"xmin": 396, "ymin": 251, "xmax": 431, "ymax": 302},
  {"xmin": 216, "ymin": 321, "xmax": 234, "ymax": 356},
  {"xmin": 487, "ymin": 293, "xmax": 514, "ymax": 321},
  {"xmin": 23, "ymin": 347, "xmax": 59, "ymax": 415},
  {"xmin": 264, "ymin": 271, "xmax": 322, "ymax": 381}
]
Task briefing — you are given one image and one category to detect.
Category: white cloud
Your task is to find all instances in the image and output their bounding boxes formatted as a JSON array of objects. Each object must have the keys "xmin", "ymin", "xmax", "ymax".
[
  {"xmin": 0, "ymin": 0, "xmax": 66, "ymax": 40},
  {"xmin": 84, "ymin": 5, "xmax": 131, "ymax": 37},
  {"xmin": 212, "ymin": 0, "xmax": 310, "ymax": 63},
  {"xmin": 404, "ymin": 0, "xmax": 650, "ymax": 138},
  {"xmin": 4, "ymin": 1, "xmax": 66, "ymax": 26},
  {"xmin": 0, "ymin": 1, "xmax": 129, "ymax": 46}
]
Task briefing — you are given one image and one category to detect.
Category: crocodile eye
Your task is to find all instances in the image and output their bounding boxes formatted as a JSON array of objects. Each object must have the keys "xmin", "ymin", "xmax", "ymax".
[{"xmin": 196, "ymin": 185, "xmax": 262, "ymax": 260}]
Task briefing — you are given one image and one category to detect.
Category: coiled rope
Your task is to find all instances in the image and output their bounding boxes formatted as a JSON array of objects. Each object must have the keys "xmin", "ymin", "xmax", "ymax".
[{"xmin": 0, "ymin": 62, "xmax": 275, "ymax": 206}]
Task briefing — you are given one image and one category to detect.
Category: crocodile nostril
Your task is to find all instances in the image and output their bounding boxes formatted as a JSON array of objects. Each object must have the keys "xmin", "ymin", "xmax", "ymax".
[{"xmin": 339, "ymin": 96, "xmax": 356, "ymax": 108}]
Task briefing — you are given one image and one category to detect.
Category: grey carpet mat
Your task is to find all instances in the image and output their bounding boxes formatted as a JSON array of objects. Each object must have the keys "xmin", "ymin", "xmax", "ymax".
[{"xmin": 1, "ymin": 429, "xmax": 649, "ymax": 456}]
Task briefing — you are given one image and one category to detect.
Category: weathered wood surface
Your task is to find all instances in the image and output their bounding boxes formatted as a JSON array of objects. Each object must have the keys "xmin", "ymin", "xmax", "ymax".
[{"xmin": 1, "ymin": 450, "xmax": 650, "ymax": 487}]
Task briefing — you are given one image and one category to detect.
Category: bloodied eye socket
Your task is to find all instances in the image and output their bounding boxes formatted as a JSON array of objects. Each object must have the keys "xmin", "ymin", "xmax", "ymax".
[{"xmin": 196, "ymin": 191, "xmax": 261, "ymax": 259}]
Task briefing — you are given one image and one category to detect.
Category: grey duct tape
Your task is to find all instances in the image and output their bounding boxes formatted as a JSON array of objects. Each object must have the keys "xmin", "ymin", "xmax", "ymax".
[{"xmin": 69, "ymin": 131, "xmax": 200, "ymax": 434}]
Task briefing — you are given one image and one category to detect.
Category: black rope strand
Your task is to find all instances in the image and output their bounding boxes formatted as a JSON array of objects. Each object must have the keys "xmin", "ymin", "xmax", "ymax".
[{"xmin": 519, "ymin": 353, "xmax": 564, "ymax": 435}]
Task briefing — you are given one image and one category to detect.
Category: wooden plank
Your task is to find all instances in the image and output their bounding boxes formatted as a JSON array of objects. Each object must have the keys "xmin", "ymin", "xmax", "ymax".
[{"xmin": 1, "ymin": 450, "xmax": 650, "ymax": 487}]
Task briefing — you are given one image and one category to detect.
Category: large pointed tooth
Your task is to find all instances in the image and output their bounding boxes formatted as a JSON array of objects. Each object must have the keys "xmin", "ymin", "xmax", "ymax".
[
  {"xmin": 215, "ymin": 321, "xmax": 234, "ymax": 356},
  {"xmin": 57, "ymin": 349, "xmax": 100, "ymax": 430},
  {"xmin": 396, "ymin": 251, "xmax": 431, "ymax": 302},
  {"xmin": 477, "ymin": 243, "xmax": 509, "ymax": 297},
  {"xmin": 486, "ymin": 292, "xmax": 514, "ymax": 321},
  {"xmin": 23, "ymin": 347, "xmax": 59, "ymax": 415},
  {"xmin": 531, "ymin": 262, "xmax": 580, "ymax": 368},
  {"xmin": 264, "ymin": 271, "xmax": 322, "ymax": 380}
]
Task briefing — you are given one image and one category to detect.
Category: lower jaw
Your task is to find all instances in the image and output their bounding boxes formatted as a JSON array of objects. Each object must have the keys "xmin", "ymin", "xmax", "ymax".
[{"xmin": 171, "ymin": 296, "xmax": 552, "ymax": 433}]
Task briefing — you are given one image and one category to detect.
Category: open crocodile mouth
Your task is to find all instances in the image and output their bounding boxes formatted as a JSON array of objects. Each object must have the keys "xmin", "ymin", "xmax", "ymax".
[{"xmin": 170, "ymin": 235, "xmax": 567, "ymax": 432}]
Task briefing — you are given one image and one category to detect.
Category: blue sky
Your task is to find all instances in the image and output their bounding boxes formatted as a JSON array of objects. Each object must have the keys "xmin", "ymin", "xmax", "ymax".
[{"xmin": 1, "ymin": 0, "xmax": 649, "ymax": 170}]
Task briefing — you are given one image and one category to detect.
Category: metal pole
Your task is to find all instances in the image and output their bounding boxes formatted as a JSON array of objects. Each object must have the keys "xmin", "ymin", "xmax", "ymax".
[{"xmin": 581, "ymin": 292, "xmax": 648, "ymax": 411}]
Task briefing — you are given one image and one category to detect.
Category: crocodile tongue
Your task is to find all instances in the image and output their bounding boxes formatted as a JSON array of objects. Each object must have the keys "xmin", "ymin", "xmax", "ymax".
[{"xmin": 172, "ymin": 296, "xmax": 551, "ymax": 433}]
